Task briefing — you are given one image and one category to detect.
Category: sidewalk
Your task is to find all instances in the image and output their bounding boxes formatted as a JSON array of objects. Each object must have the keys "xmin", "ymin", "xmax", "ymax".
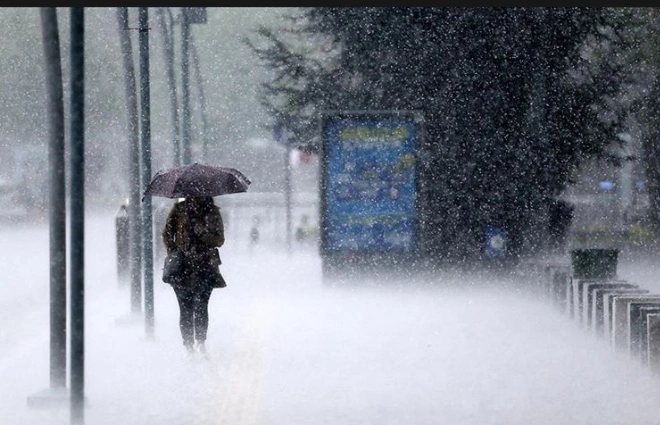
[{"xmin": 5, "ymin": 215, "xmax": 660, "ymax": 424}]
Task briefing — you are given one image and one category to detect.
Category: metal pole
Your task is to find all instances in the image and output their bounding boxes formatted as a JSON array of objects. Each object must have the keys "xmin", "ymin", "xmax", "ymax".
[
  {"xmin": 155, "ymin": 7, "xmax": 181, "ymax": 167},
  {"xmin": 69, "ymin": 7, "xmax": 85, "ymax": 424},
  {"xmin": 181, "ymin": 9, "xmax": 192, "ymax": 164},
  {"xmin": 39, "ymin": 7, "xmax": 67, "ymax": 390},
  {"xmin": 190, "ymin": 32, "xmax": 208, "ymax": 159},
  {"xmin": 139, "ymin": 7, "xmax": 155, "ymax": 339},
  {"xmin": 285, "ymin": 144, "xmax": 292, "ymax": 256},
  {"xmin": 116, "ymin": 7, "xmax": 143, "ymax": 315}
]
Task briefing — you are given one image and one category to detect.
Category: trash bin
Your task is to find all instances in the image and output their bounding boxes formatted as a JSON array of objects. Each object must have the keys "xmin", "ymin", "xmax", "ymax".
[
  {"xmin": 115, "ymin": 202, "xmax": 129, "ymax": 285},
  {"xmin": 570, "ymin": 248, "xmax": 618, "ymax": 279}
]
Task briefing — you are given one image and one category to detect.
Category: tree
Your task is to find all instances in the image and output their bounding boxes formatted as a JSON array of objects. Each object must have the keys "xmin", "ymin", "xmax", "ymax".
[
  {"xmin": 248, "ymin": 7, "xmax": 628, "ymax": 259},
  {"xmin": 609, "ymin": 8, "xmax": 660, "ymax": 235}
]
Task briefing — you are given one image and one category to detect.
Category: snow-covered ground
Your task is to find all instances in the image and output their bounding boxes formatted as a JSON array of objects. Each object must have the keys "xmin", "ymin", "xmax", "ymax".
[{"xmin": 4, "ymin": 210, "xmax": 660, "ymax": 425}]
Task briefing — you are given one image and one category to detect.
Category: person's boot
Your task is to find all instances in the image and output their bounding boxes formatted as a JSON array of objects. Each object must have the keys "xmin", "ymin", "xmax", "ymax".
[
  {"xmin": 196, "ymin": 341, "xmax": 208, "ymax": 358},
  {"xmin": 184, "ymin": 341, "xmax": 195, "ymax": 357}
]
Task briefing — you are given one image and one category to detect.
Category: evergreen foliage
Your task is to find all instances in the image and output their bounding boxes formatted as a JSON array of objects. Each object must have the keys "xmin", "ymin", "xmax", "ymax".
[{"xmin": 247, "ymin": 7, "xmax": 628, "ymax": 259}]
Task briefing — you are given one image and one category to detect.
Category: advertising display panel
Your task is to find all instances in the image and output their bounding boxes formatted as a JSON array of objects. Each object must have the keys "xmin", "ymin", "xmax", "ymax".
[{"xmin": 320, "ymin": 111, "xmax": 422, "ymax": 256}]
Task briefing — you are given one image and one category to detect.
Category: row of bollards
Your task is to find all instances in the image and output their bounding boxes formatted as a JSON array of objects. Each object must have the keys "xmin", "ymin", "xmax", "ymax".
[{"xmin": 543, "ymin": 249, "xmax": 660, "ymax": 375}]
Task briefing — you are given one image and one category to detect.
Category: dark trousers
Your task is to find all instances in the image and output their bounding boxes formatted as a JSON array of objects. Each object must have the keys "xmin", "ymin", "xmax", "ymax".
[{"xmin": 172, "ymin": 281, "xmax": 213, "ymax": 347}]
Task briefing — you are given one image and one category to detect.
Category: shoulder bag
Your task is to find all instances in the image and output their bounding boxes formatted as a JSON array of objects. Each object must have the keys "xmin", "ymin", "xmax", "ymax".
[{"xmin": 162, "ymin": 251, "xmax": 186, "ymax": 284}]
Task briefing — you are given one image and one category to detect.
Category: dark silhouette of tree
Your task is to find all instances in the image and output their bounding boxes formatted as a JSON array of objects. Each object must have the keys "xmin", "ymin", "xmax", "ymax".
[
  {"xmin": 247, "ymin": 7, "xmax": 624, "ymax": 260},
  {"xmin": 608, "ymin": 8, "xmax": 660, "ymax": 236}
]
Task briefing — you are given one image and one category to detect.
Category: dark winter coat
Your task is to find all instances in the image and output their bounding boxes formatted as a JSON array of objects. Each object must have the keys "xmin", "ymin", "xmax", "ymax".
[{"xmin": 162, "ymin": 197, "xmax": 225, "ymax": 287}]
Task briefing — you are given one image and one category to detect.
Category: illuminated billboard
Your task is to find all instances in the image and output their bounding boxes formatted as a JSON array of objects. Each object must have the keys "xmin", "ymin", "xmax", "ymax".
[{"xmin": 320, "ymin": 111, "xmax": 422, "ymax": 253}]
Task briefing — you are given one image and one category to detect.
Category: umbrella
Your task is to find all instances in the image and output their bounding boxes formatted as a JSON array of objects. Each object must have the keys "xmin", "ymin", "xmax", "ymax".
[{"xmin": 142, "ymin": 162, "xmax": 251, "ymax": 199}]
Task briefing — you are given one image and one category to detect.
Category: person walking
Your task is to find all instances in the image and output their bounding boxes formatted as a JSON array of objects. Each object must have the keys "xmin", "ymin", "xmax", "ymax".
[{"xmin": 162, "ymin": 196, "xmax": 226, "ymax": 355}]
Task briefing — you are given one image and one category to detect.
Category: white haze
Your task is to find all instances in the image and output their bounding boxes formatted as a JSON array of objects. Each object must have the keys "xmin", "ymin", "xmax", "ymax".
[{"xmin": 3, "ymin": 212, "xmax": 660, "ymax": 425}]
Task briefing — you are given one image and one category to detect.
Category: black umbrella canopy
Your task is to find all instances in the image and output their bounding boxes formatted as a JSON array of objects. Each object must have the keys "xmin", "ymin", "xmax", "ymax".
[{"xmin": 143, "ymin": 163, "xmax": 251, "ymax": 199}]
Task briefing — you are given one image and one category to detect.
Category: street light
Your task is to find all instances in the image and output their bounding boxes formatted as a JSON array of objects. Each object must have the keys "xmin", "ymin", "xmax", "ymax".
[{"xmin": 181, "ymin": 7, "xmax": 206, "ymax": 165}]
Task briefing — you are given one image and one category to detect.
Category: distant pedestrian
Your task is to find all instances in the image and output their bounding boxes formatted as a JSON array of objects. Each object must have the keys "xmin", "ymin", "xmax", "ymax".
[
  {"xmin": 295, "ymin": 214, "xmax": 318, "ymax": 244},
  {"xmin": 162, "ymin": 196, "xmax": 226, "ymax": 356},
  {"xmin": 249, "ymin": 215, "xmax": 260, "ymax": 246}
]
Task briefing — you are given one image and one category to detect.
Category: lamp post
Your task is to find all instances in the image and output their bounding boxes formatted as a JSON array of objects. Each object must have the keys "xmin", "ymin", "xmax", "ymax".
[
  {"xmin": 155, "ymin": 7, "xmax": 181, "ymax": 167},
  {"xmin": 69, "ymin": 7, "xmax": 85, "ymax": 423},
  {"xmin": 116, "ymin": 7, "xmax": 142, "ymax": 316},
  {"xmin": 180, "ymin": 7, "xmax": 206, "ymax": 165},
  {"xmin": 138, "ymin": 7, "xmax": 154, "ymax": 339}
]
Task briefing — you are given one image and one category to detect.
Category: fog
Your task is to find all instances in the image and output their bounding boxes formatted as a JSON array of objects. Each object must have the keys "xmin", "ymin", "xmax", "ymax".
[
  {"xmin": 3, "ymin": 212, "xmax": 660, "ymax": 425},
  {"xmin": 5, "ymin": 7, "xmax": 660, "ymax": 425},
  {"xmin": 0, "ymin": 7, "xmax": 299, "ymax": 203}
]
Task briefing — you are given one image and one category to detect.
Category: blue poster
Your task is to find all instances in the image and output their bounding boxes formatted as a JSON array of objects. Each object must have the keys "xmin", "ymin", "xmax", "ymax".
[{"xmin": 322, "ymin": 113, "xmax": 418, "ymax": 252}]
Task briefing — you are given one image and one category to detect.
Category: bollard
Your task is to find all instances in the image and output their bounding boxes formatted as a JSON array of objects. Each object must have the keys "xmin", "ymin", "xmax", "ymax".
[
  {"xmin": 549, "ymin": 266, "xmax": 570, "ymax": 313},
  {"xmin": 555, "ymin": 269, "xmax": 571, "ymax": 313},
  {"xmin": 647, "ymin": 313, "xmax": 660, "ymax": 373},
  {"xmin": 542, "ymin": 264, "xmax": 555, "ymax": 300},
  {"xmin": 637, "ymin": 307, "xmax": 660, "ymax": 362},
  {"xmin": 570, "ymin": 248, "xmax": 619, "ymax": 280},
  {"xmin": 115, "ymin": 202, "xmax": 129, "ymax": 285},
  {"xmin": 629, "ymin": 302, "xmax": 660, "ymax": 358},
  {"xmin": 611, "ymin": 294, "xmax": 660, "ymax": 350},
  {"xmin": 583, "ymin": 282, "xmax": 635, "ymax": 330},
  {"xmin": 573, "ymin": 279, "xmax": 629, "ymax": 326},
  {"xmin": 592, "ymin": 286, "xmax": 645, "ymax": 337}
]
